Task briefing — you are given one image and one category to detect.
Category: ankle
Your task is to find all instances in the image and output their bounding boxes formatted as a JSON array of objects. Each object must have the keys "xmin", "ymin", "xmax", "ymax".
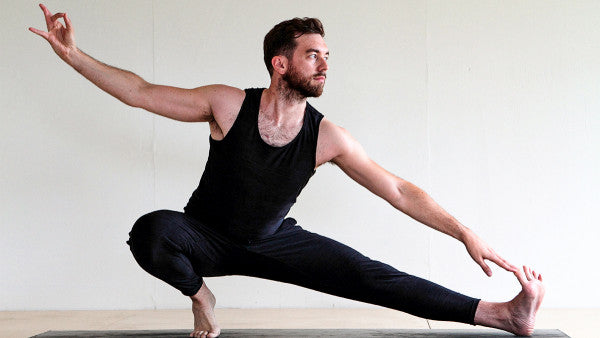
[
  {"xmin": 474, "ymin": 301, "xmax": 510, "ymax": 329},
  {"xmin": 191, "ymin": 283, "xmax": 216, "ymax": 306}
]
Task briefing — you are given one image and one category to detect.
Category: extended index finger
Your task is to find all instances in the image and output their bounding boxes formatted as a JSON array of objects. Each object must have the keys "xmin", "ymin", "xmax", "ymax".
[{"xmin": 489, "ymin": 252, "xmax": 518, "ymax": 272}]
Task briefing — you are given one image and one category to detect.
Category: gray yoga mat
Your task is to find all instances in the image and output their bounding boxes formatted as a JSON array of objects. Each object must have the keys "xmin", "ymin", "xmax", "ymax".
[{"xmin": 33, "ymin": 328, "xmax": 569, "ymax": 337}]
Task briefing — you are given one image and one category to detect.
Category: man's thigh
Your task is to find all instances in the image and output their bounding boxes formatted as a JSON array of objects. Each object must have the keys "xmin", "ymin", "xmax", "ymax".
[
  {"xmin": 129, "ymin": 210, "xmax": 240, "ymax": 278},
  {"xmin": 240, "ymin": 218, "xmax": 407, "ymax": 294}
]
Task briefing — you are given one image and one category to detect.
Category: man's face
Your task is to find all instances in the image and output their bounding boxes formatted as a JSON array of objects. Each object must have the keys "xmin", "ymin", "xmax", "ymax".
[{"xmin": 282, "ymin": 34, "xmax": 329, "ymax": 98}]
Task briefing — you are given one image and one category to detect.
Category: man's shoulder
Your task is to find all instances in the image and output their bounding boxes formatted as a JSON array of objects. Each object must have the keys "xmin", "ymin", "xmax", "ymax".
[
  {"xmin": 317, "ymin": 118, "xmax": 354, "ymax": 150},
  {"xmin": 319, "ymin": 118, "xmax": 350, "ymax": 139},
  {"xmin": 315, "ymin": 118, "xmax": 356, "ymax": 167},
  {"xmin": 204, "ymin": 85, "xmax": 247, "ymax": 131},
  {"xmin": 201, "ymin": 84, "xmax": 246, "ymax": 100},
  {"xmin": 203, "ymin": 85, "xmax": 246, "ymax": 110}
]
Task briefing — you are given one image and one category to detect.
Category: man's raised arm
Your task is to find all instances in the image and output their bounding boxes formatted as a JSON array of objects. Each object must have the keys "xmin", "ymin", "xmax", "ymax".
[
  {"xmin": 318, "ymin": 119, "xmax": 518, "ymax": 277},
  {"xmin": 29, "ymin": 3, "xmax": 228, "ymax": 123}
]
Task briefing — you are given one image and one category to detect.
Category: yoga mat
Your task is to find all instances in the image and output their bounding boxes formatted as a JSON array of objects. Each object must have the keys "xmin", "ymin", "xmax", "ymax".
[{"xmin": 33, "ymin": 329, "xmax": 569, "ymax": 337}]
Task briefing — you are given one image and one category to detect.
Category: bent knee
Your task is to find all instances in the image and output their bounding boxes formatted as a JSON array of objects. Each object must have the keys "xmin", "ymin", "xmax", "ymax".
[
  {"xmin": 127, "ymin": 210, "xmax": 180, "ymax": 262},
  {"xmin": 128, "ymin": 209, "xmax": 178, "ymax": 243}
]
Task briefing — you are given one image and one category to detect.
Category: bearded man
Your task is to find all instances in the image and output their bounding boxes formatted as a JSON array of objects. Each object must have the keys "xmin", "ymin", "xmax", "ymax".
[{"xmin": 31, "ymin": 4, "xmax": 544, "ymax": 338}]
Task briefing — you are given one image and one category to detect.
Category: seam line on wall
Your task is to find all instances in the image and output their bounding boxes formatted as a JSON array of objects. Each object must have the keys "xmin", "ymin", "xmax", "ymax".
[
  {"xmin": 151, "ymin": 0, "xmax": 157, "ymax": 211},
  {"xmin": 425, "ymin": 0, "xmax": 432, "ymax": 282},
  {"xmin": 151, "ymin": 0, "xmax": 158, "ymax": 310}
]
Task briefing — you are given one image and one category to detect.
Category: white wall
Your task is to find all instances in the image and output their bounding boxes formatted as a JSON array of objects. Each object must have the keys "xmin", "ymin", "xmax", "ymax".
[{"xmin": 1, "ymin": 0, "xmax": 598, "ymax": 310}]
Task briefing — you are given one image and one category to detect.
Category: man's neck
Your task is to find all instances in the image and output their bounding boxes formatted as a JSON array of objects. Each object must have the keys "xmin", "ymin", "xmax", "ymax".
[{"xmin": 262, "ymin": 82, "xmax": 307, "ymax": 125}]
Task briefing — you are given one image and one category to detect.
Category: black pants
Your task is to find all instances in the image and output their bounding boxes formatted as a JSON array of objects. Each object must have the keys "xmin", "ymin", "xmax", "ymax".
[{"xmin": 127, "ymin": 210, "xmax": 480, "ymax": 324}]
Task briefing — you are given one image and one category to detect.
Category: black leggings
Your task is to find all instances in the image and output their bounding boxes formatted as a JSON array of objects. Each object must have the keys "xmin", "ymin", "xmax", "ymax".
[{"xmin": 127, "ymin": 210, "xmax": 480, "ymax": 324}]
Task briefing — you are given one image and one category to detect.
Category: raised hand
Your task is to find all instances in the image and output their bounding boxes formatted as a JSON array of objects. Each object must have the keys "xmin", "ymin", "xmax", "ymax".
[
  {"xmin": 462, "ymin": 229, "xmax": 518, "ymax": 276},
  {"xmin": 29, "ymin": 3, "xmax": 76, "ymax": 63}
]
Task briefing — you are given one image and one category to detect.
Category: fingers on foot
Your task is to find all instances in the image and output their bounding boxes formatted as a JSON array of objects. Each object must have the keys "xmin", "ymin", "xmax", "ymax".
[
  {"xmin": 514, "ymin": 268, "xmax": 528, "ymax": 287},
  {"xmin": 499, "ymin": 256, "xmax": 519, "ymax": 273}
]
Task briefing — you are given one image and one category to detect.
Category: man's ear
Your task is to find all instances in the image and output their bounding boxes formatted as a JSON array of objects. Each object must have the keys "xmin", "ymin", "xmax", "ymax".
[{"xmin": 272, "ymin": 55, "xmax": 288, "ymax": 75}]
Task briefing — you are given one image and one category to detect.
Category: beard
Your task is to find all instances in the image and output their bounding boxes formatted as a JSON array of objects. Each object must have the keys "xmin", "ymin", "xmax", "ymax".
[{"xmin": 281, "ymin": 63, "xmax": 325, "ymax": 100}]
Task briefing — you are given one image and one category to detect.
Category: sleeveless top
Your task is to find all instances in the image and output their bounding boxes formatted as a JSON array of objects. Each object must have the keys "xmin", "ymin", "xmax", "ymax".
[{"xmin": 184, "ymin": 88, "xmax": 324, "ymax": 240}]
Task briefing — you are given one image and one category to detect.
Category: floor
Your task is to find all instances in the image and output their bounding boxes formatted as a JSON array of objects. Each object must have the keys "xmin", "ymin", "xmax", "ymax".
[{"xmin": 1, "ymin": 308, "xmax": 597, "ymax": 338}]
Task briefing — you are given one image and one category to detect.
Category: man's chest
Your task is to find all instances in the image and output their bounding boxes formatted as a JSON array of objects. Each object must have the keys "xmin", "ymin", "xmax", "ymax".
[{"xmin": 257, "ymin": 112, "xmax": 304, "ymax": 147}]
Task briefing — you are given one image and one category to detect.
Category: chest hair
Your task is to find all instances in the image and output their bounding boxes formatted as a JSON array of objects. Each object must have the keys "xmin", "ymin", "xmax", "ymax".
[{"xmin": 258, "ymin": 111, "xmax": 303, "ymax": 147}]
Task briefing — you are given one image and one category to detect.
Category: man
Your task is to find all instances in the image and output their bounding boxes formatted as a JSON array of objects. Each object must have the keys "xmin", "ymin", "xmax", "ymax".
[{"xmin": 30, "ymin": 4, "xmax": 544, "ymax": 338}]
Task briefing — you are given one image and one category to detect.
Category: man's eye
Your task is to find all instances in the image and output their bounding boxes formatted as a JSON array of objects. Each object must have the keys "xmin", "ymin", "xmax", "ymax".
[{"xmin": 309, "ymin": 54, "xmax": 317, "ymax": 59}]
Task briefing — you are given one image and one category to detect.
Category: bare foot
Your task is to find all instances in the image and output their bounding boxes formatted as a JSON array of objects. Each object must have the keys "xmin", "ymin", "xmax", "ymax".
[
  {"xmin": 506, "ymin": 266, "xmax": 545, "ymax": 336},
  {"xmin": 474, "ymin": 266, "xmax": 545, "ymax": 336},
  {"xmin": 189, "ymin": 283, "xmax": 220, "ymax": 338}
]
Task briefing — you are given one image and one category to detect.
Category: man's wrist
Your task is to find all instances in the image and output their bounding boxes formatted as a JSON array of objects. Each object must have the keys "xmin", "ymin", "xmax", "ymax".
[
  {"xmin": 456, "ymin": 225, "xmax": 472, "ymax": 243},
  {"xmin": 66, "ymin": 48, "xmax": 86, "ymax": 72}
]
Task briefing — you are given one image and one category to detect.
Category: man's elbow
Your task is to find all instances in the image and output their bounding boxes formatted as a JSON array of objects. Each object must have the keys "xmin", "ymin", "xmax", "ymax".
[
  {"xmin": 390, "ymin": 178, "xmax": 418, "ymax": 212},
  {"xmin": 128, "ymin": 82, "xmax": 152, "ymax": 109}
]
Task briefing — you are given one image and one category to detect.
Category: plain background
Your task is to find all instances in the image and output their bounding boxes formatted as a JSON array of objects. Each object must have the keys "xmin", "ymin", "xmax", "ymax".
[{"xmin": 1, "ymin": 0, "xmax": 598, "ymax": 311}]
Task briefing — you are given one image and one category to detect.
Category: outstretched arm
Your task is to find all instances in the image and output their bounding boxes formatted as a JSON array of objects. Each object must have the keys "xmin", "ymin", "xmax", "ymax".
[
  {"xmin": 29, "ymin": 3, "xmax": 237, "ymax": 123},
  {"xmin": 318, "ymin": 119, "xmax": 518, "ymax": 276}
]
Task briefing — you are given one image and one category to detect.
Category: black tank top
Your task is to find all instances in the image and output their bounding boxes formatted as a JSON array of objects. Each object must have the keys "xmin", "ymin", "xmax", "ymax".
[{"xmin": 184, "ymin": 88, "xmax": 324, "ymax": 240}]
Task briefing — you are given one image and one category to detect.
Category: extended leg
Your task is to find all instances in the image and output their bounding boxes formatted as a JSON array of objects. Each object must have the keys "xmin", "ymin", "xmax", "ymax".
[
  {"xmin": 240, "ymin": 219, "xmax": 479, "ymax": 324},
  {"xmin": 241, "ymin": 220, "xmax": 545, "ymax": 335}
]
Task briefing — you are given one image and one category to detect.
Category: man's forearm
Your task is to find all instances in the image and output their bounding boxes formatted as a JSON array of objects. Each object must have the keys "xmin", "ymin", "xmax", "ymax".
[
  {"xmin": 66, "ymin": 48, "xmax": 147, "ymax": 107},
  {"xmin": 391, "ymin": 179, "xmax": 517, "ymax": 275},
  {"xmin": 393, "ymin": 180, "xmax": 469, "ymax": 242}
]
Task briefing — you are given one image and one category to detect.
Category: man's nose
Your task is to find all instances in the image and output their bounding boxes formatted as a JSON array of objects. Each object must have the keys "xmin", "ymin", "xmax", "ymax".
[{"xmin": 318, "ymin": 57, "xmax": 329, "ymax": 72}]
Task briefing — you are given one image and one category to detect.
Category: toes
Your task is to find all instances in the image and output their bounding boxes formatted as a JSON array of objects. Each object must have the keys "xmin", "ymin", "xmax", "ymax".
[
  {"xmin": 191, "ymin": 329, "xmax": 219, "ymax": 338},
  {"xmin": 523, "ymin": 266, "xmax": 544, "ymax": 282},
  {"xmin": 523, "ymin": 266, "xmax": 533, "ymax": 280}
]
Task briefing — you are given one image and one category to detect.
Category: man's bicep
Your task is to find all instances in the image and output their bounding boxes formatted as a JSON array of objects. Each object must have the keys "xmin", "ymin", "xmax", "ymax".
[
  {"xmin": 137, "ymin": 84, "xmax": 242, "ymax": 123},
  {"xmin": 136, "ymin": 84, "xmax": 211, "ymax": 122}
]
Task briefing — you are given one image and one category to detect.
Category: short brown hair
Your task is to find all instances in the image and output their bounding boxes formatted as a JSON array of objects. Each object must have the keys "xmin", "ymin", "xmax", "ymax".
[{"xmin": 263, "ymin": 17, "xmax": 325, "ymax": 76}]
